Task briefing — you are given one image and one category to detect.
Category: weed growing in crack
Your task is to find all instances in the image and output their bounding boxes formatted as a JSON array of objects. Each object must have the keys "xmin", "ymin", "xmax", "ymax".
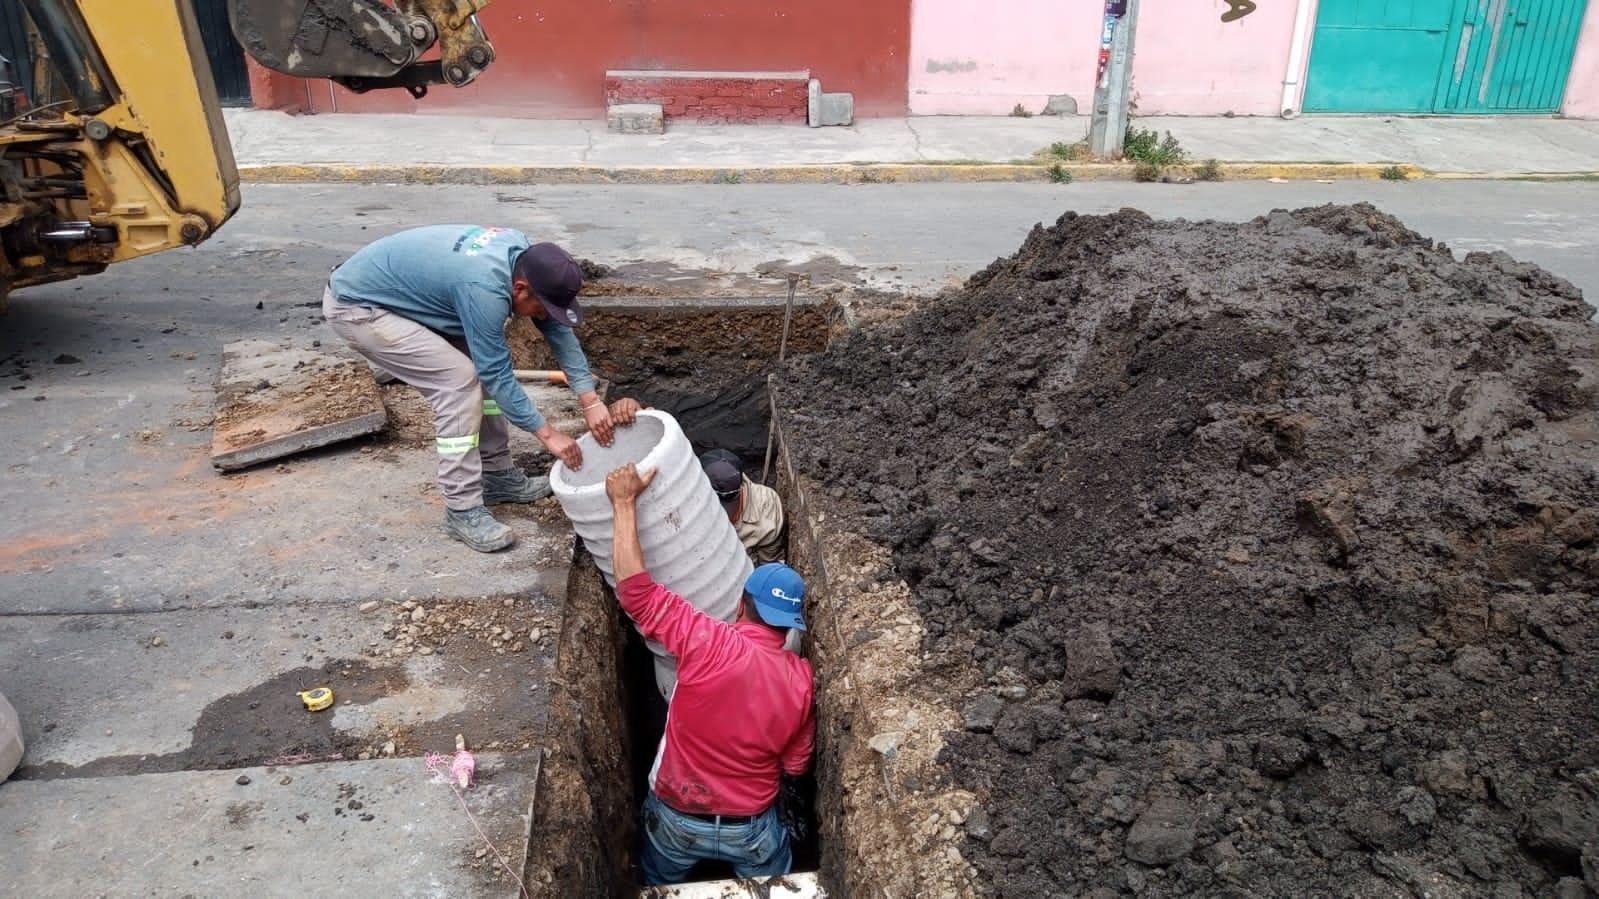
[
  {"xmin": 1123, "ymin": 128, "xmax": 1187, "ymax": 169},
  {"xmin": 1048, "ymin": 140, "xmax": 1092, "ymax": 161}
]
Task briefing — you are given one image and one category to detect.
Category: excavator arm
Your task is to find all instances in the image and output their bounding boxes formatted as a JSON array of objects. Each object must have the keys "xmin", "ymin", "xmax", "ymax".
[
  {"xmin": 0, "ymin": 2, "xmax": 496, "ymax": 306},
  {"xmin": 230, "ymin": 0, "xmax": 496, "ymax": 97}
]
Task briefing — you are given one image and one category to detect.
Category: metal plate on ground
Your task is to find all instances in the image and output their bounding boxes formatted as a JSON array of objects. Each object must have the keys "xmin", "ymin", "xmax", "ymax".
[{"xmin": 211, "ymin": 339, "xmax": 386, "ymax": 471}]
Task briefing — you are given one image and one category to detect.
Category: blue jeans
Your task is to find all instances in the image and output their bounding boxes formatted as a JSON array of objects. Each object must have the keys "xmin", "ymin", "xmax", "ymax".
[{"xmin": 640, "ymin": 791, "xmax": 792, "ymax": 885}]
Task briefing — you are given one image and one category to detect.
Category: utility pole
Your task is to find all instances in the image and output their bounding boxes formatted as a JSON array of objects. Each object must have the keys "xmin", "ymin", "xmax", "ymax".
[{"xmin": 1088, "ymin": 0, "xmax": 1141, "ymax": 158}]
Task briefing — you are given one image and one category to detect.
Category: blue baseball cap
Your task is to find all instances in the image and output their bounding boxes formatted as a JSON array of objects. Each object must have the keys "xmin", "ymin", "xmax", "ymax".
[{"xmin": 745, "ymin": 562, "xmax": 806, "ymax": 631}]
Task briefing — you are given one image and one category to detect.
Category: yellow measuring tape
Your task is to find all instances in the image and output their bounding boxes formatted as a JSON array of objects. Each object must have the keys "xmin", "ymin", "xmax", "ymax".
[{"xmin": 297, "ymin": 687, "xmax": 334, "ymax": 712}]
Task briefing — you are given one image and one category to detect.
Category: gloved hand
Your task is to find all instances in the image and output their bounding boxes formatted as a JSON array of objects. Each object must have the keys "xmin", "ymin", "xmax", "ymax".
[{"xmin": 776, "ymin": 773, "xmax": 811, "ymax": 842}]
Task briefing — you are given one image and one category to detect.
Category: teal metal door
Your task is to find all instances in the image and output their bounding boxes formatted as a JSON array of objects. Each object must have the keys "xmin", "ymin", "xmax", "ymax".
[
  {"xmin": 1435, "ymin": 0, "xmax": 1588, "ymax": 112},
  {"xmin": 1304, "ymin": 0, "xmax": 1458, "ymax": 112},
  {"xmin": 1304, "ymin": 0, "xmax": 1589, "ymax": 112}
]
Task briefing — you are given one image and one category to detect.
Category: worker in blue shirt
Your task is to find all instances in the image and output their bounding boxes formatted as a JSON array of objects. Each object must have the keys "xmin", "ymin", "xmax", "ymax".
[{"xmin": 323, "ymin": 225, "xmax": 626, "ymax": 552}]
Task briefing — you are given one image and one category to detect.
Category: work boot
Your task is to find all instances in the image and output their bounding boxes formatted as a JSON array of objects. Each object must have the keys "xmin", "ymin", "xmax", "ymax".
[
  {"xmin": 443, "ymin": 506, "xmax": 515, "ymax": 553},
  {"xmin": 483, "ymin": 467, "xmax": 552, "ymax": 504}
]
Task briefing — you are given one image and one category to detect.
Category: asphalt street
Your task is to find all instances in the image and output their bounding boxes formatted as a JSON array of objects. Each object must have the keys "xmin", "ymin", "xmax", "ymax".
[{"xmin": 192, "ymin": 180, "xmax": 1599, "ymax": 301}]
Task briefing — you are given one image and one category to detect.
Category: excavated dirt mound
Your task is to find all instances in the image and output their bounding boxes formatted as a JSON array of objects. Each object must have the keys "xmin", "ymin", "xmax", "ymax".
[{"xmin": 779, "ymin": 204, "xmax": 1599, "ymax": 897}]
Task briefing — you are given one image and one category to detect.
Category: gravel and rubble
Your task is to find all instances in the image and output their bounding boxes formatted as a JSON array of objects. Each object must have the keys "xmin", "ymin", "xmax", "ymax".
[{"xmin": 366, "ymin": 596, "xmax": 554, "ymax": 661}]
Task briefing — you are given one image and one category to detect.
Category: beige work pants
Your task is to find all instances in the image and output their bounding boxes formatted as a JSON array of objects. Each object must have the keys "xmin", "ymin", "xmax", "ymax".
[{"xmin": 322, "ymin": 286, "xmax": 511, "ymax": 510}]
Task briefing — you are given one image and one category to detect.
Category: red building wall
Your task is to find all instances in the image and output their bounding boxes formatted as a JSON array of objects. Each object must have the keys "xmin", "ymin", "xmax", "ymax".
[{"xmin": 256, "ymin": 0, "xmax": 911, "ymax": 117}]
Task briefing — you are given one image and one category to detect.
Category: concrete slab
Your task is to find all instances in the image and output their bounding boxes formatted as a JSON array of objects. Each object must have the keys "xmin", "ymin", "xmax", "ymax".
[
  {"xmin": 1, "ymin": 596, "xmax": 557, "ymax": 775},
  {"xmin": 210, "ymin": 339, "xmax": 386, "ymax": 471},
  {"xmin": 0, "ymin": 446, "xmax": 575, "ymax": 614},
  {"xmin": 0, "ymin": 374, "xmax": 582, "ymax": 614},
  {"xmin": 0, "ymin": 753, "xmax": 539, "ymax": 897}
]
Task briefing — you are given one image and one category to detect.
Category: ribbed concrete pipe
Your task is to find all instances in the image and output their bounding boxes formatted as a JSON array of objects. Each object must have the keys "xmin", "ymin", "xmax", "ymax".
[
  {"xmin": 0, "ymin": 689, "xmax": 21, "ymax": 782},
  {"xmin": 549, "ymin": 410, "xmax": 752, "ymax": 697}
]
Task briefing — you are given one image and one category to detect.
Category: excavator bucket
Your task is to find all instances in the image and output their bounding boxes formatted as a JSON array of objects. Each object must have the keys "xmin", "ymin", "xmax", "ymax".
[
  {"xmin": 229, "ymin": 0, "xmax": 495, "ymax": 94},
  {"xmin": 227, "ymin": 0, "xmax": 418, "ymax": 79}
]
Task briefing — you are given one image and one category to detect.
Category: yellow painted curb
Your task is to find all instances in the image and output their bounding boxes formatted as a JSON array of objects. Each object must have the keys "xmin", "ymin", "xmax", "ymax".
[
  {"xmin": 237, "ymin": 160, "xmax": 1429, "ymax": 185},
  {"xmin": 1219, "ymin": 162, "xmax": 1427, "ymax": 180},
  {"xmin": 1429, "ymin": 170, "xmax": 1599, "ymax": 181}
]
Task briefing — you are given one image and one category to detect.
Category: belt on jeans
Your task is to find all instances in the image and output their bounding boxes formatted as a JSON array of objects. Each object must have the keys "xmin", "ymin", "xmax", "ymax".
[{"xmin": 671, "ymin": 805, "xmax": 752, "ymax": 825}]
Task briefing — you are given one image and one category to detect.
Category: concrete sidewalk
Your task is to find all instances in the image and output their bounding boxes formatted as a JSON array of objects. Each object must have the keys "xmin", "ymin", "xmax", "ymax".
[
  {"xmin": 1145, "ymin": 115, "xmax": 1599, "ymax": 176},
  {"xmin": 225, "ymin": 108, "xmax": 1599, "ymax": 182}
]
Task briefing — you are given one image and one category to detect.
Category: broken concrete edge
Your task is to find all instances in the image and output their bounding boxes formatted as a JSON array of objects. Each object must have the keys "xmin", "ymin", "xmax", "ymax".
[
  {"xmin": 772, "ymin": 387, "xmax": 981, "ymax": 897},
  {"xmin": 237, "ymin": 161, "xmax": 1445, "ymax": 185},
  {"xmin": 211, "ymin": 409, "xmax": 387, "ymax": 471}
]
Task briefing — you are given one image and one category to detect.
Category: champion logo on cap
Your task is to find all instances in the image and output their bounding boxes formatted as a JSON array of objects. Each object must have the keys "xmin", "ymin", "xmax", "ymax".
[
  {"xmin": 746, "ymin": 562, "xmax": 807, "ymax": 631},
  {"xmin": 566, "ymin": 309, "xmax": 578, "ymax": 323}
]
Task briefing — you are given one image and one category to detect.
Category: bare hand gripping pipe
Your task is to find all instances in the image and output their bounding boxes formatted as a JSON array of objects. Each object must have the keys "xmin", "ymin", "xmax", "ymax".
[{"xmin": 549, "ymin": 410, "xmax": 752, "ymax": 698}]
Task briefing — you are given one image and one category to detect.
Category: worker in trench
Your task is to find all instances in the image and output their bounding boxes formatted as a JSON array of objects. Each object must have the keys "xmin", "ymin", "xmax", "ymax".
[
  {"xmin": 700, "ymin": 448, "xmax": 785, "ymax": 564},
  {"xmin": 606, "ymin": 402, "xmax": 799, "ymax": 670},
  {"xmin": 323, "ymin": 226, "xmax": 615, "ymax": 553},
  {"xmin": 604, "ymin": 461, "xmax": 815, "ymax": 884}
]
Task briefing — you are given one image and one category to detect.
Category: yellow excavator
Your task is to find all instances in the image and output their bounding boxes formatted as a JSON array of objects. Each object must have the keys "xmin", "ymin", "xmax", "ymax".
[{"xmin": 0, "ymin": 1, "xmax": 495, "ymax": 305}]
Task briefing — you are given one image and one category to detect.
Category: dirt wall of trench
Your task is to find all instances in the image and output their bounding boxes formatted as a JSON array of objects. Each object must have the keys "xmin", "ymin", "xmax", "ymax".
[
  {"xmin": 509, "ymin": 299, "xmax": 837, "ymax": 383},
  {"xmin": 524, "ymin": 548, "xmax": 636, "ymax": 898},
  {"xmin": 776, "ymin": 401, "xmax": 981, "ymax": 898}
]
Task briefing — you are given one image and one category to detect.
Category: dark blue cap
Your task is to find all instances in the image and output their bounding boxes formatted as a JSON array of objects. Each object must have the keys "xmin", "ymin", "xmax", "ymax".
[{"xmin": 518, "ymin": 242, "xmax": 584, "ymax": 327}]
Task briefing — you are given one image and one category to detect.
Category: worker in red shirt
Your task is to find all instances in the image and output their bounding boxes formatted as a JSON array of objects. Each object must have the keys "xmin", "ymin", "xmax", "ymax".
[{"xmin": 605, "ymin": 463, "xmax": 815, "ymax": 884}]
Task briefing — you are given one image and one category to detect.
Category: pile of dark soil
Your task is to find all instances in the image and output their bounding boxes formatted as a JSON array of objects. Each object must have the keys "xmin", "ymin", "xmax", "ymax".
[{"xmin": 779, "ymin": 205, "xmax": 1599, "ymax": 897}]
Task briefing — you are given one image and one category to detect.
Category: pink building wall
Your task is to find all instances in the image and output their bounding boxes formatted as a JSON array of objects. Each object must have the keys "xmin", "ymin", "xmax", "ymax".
[
  {"xmin": 1565, "ymin": 6, "xmax": 1599, "ymax": 117},
  {"xmin": 907, "ymin": 0, "xmax": 1599, "ymax": 118},
  {"xmin": 1132, "ymin": 0, "xmax": 1302, "ymax": 116},
  {"xmin": 908, "ymin": 0, "xmax": 1302, "ymax": 116},
  {"xmin": 907, "ymin": 0, "xmax": 1101, "ymax": 115}
]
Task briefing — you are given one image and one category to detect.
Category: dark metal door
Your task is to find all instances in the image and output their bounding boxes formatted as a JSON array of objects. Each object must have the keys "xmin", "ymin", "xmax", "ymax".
[
  {"xmin": 0, "ymin": 2, "xmax": 34, "ymax": 103},
  {"xmin": 193, "ymin": 0, "xmax": 251, "ymax": 106}
]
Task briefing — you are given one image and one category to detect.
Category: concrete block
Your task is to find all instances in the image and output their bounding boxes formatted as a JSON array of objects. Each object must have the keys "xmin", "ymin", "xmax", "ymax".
[
  {"xmin": 1044, "ymin": 94, "xmax": 1079, "ymax": 116},
  {"xmin": 607, "ymin": 102, "xmax": 664, "ymax": 134},
  {"xmin": 807, "ymin": 79, "xmax": 821, "ymax": 128},
  {"xmin": 816, "ymin": 91, "xmax": 854, "ymax": 127}
]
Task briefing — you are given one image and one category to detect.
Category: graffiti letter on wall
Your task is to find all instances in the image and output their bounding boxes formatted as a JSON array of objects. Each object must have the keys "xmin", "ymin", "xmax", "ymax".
[{"xmin": 1221, "ymin": 0, "xmax": 1257, "ymax": 22}]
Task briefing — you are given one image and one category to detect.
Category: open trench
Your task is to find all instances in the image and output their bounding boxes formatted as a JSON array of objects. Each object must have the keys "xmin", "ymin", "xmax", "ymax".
[{"xmin": 514, "ymin": 295, "xmax": 980, "ymax": 896}]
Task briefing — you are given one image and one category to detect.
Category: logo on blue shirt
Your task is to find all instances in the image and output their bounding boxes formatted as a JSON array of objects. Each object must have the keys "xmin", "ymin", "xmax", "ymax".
[{"xmin": 452, "ymin": 226, "xmax": 508, "ymax": 257}]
